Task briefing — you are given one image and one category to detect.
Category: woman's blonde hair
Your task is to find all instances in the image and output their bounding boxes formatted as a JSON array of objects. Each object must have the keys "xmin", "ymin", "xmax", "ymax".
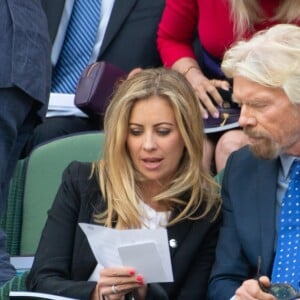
[
  {"xmin": 229, "ymin": 0, "xmax": 300, "ymax": 37},
  {"xmin": 221, "ymin": 24, "xmax": 300, "ymax": 104},
  {"xmin": 93, "ymin": 68, "xmax": 220, "ymax": 229}
]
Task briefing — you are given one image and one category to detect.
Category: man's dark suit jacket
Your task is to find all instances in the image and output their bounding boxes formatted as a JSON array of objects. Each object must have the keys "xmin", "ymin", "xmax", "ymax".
[
  {"xmin": 0, "ymin": 0, "xmax": 51, "ymax": 118},
  {"xmin": 208, "ymin": 146, "xmax": 280, "ymax": 300},
  {"xmin": 27, "ymin": 162, "xmax": 221, "ymax": 300},
  {"xmin": 42, "ymin": 0, "xmax": 165, "ymax": 72}
]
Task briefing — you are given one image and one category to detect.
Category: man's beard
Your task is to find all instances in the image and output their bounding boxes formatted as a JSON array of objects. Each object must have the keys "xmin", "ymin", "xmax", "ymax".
[{"xmin": 244, "ymin": 127, "xmax": 281, "ymax": 159}]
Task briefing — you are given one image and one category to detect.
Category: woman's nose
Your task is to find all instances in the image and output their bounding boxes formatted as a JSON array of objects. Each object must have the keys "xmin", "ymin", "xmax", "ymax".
[{"xmin": 142, "ymin": 133, "xmax": 156, "ymax": 150}]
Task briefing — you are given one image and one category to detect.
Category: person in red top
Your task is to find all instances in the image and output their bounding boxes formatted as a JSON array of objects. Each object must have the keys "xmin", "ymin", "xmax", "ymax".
[{"xmin": 157, "ymin": 0, "xmax": 300, "ymax": 173}]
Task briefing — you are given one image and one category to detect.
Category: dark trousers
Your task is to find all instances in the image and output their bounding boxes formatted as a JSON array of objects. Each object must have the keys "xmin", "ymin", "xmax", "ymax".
[
  {"xmin": 21, "ymin": 116, "xmax": 100, "ymax": 157},
  {"xmin": 0, "ymin": 87, "xmax": 39, "ymax": 285}
]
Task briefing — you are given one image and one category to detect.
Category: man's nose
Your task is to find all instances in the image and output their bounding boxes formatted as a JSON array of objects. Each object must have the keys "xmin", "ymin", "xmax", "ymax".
[{"xmin": 238, "ymin": 106, "xmax": 257, "ymax": 128}]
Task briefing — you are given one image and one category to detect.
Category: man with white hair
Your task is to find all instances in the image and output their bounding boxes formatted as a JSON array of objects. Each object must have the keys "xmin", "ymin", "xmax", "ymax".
[{"xmin": 208, "ymin": 24, "xmax": 300, "ymax": 300}]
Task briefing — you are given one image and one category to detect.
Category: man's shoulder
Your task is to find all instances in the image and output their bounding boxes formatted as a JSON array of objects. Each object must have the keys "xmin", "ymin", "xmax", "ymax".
[
  {"xmin": 230, "ymin": 145, "xmax": 258, "ymax": 164},
  {"xmin": 226, "ymin": 145, "xmax": 279, "ymax": 178}
]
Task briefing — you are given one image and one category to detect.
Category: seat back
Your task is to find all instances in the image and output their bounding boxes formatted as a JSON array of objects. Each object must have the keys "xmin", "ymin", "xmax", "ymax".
[
  {"xmin": 0, "ymin": 159, "xmax": 27, "ymax": 255},
  {"xmin": 20, "ymin": 132, "xmax": 105, "ymax": 255}
]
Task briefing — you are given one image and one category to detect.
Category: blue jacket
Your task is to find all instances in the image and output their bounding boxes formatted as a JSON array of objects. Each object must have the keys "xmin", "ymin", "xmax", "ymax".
[
  {"xmin": 208, "ymin": 146, "xmax": 279, "ymax": 299},
  {"xmin": 0, "ymin": 0, "xmax": 51, "ymax": 118}
]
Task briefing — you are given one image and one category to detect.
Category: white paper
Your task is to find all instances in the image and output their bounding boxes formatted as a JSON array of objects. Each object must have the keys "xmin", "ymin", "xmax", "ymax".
[
  {"xmin": 10, "ymin": 255, "xmax": 34, "ymax": 273},
  {"xmin": 9, "ymin": 291, "xmax": 78, "ymax": 300},
  {"xmin": 47, "ymin": 93, "xmax": 88, "ymax": 117},
  {"xmin": 118, "ymin": 242, "xmax": 167, "ymax": 283},
  {"xmin": 79, "ymin": 223, "xmax": 173, "ymax": 283}
]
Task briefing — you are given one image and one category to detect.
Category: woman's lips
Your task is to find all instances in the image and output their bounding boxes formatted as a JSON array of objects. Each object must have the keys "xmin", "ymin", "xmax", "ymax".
[{"xmin": 141, "ymin": 158, "xmax": 163, "ymax": 170}]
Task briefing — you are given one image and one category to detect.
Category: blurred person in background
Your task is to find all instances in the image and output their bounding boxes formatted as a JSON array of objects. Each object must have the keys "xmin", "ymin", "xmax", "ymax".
[
  {"xmin": 0, "ymin": 0, "xmax": 51, "ymax": 286},
  {"xmin": 157, "ymin": 0, "xmax": 300, "ymax": 173},
  {"xmin": 22, "ymin": 0, "xmax": 165, "ymax": 157}
]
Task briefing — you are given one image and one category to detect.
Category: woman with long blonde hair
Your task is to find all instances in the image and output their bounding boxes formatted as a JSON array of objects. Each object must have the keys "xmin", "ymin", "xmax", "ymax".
[{"xmin": 27, "ymin": 68, "xmax": 221, "ymax": 300}]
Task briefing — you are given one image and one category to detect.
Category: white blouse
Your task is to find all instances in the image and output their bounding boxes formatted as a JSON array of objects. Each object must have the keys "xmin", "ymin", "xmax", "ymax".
[{"xmin": 139, "ymin": 200, "xmax": 171, "ymax": 229}]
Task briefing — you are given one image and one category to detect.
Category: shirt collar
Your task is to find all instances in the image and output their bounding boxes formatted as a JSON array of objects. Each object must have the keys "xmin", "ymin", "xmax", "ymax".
[{"xmin": 280, "ymin": 154, "xmax": 299, "ymax": 179}]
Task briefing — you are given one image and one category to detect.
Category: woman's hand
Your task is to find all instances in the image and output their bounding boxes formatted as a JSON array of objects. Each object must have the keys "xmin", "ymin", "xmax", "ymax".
[
  {"xmin": 92, "ymin": 267, "xmax": 146, "ymax": 300},
  {"xmin": 184, "ymin": 67, "xmax": 230, "ymax": 119},
  {"xmin": 172, "ymin": 57, "xmax": 230, "ymax": 119},
  {"xmin": 234, "ymin": 277, "xmax": 276, "ymax": 300}
]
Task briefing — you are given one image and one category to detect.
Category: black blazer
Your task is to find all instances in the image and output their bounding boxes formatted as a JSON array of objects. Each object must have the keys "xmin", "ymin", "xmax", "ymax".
[
  {"xmin": 208, "ymin": 146, "xmax": 279, "ymax": 300},
  {"xmin": 43, "ymin": 0, "xmax": 165, "ymax": 72},
  {"xmin": 0, "ymin": 0, "xmax": 51, "ymax": 118},
  {"xmin": 27, "ymin": 162, "xmax": 221, "ymax": 300}
]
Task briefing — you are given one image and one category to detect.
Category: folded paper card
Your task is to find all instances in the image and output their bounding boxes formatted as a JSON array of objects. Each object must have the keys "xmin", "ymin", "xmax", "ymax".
[
  {"xmin": 118, "ymin": 242, "xmax": 167, "ymax": 283},
  {"xmin": 79, "ymin": 223, "xmax": 173, "ymax": 283}
]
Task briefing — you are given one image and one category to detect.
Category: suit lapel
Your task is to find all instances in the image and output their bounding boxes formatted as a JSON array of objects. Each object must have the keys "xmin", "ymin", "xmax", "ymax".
[
  {"xmin": 99, "ymin": 0, "xmax": 137, "ymax": 56},
  {"xmin": 257, "ymin": 159, "xmax": 279, "ymax": 273},
  {"xmin": 42, "ymin": 0, "xmax": 66, "ymax": 45}
]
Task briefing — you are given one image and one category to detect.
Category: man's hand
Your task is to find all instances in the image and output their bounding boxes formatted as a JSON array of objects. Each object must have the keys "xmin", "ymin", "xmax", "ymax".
[{"xmin": 234, "ymin": 276, "xmax": 276, "ymax": 300}]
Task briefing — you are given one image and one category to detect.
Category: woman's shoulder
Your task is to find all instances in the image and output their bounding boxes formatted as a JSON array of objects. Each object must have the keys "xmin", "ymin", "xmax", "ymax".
[
  {"xmin": 61, "ymin": 161, "xmax": 102, "ymax": 207},
  {"xmin": 62, "ymin": 161, "xmax": 97, "ymax": 187},
  {"xmin": 65, "ymin": 160, "xmax": 93, "ymax": 173},
  {"xmin": 62, "ymin": 160, "xmax": 91, "ymax": 175}
]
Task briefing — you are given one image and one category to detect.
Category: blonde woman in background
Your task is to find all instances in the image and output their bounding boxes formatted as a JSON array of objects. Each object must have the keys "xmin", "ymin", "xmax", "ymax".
[
  {"xmin": 157, "ymin": 0, "xmax": 300, "ymax": 173},
  {"xmin": 27, "ymin": 68, "xmax": 221, "ymax": 300}
]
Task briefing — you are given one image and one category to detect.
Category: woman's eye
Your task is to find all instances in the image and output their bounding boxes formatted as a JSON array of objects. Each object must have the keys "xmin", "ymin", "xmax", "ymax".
[
  {"xmin": 157, "ymin": 128, "xmax": 171, "ymax": 136},
  {"xmin": 129, "ymin": 128, "xmax": 142, "ymax": 136}
]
